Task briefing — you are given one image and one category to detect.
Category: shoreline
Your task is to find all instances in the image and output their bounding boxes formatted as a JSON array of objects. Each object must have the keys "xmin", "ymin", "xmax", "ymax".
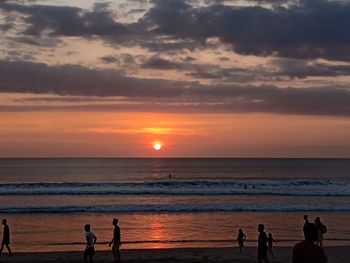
[{"xmin": 0, "ymin": 246, "xmax": 348, "ymax": 263}]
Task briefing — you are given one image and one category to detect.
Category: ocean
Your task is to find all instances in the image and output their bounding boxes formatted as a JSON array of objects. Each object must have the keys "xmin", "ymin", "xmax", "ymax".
[{"xmin": 0, "ymin": 158, "xmax": 349, "ymax": 252}]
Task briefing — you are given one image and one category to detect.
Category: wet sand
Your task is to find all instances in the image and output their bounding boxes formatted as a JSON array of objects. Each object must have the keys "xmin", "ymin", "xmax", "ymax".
[{"xmin": 0, "ymin": 246, "xmax": 348, "ymax": 263}]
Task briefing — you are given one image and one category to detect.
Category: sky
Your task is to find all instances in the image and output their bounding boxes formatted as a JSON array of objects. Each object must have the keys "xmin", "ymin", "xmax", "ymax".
[{"xmin": 0, "ymin": 0, "xmax": 350, "ymax": 157}]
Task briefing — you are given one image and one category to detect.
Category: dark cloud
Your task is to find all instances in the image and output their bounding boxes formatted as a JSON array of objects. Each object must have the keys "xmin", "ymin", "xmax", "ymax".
[
  {"xmin": 271, "ymin": 59, "xmax": 350, "ymax": 79},
  {"xmin": 3, "ymin": 0, "xmax": 350, "ymax": 61},
  {"xmin": 186, "ymin": 58, "xmax": 350, "ymax": 81},
  {"xmin": 187, "ymin": 67, "xmax": 248, "ymax": 80},
  {"xmin": 219, "ymin": 57, "xmax": 230, "ymax": 62},
  {"xmin": 4, "ymin": 50, "xmax": 35, "ymax": 61},
  {"xmin": 0, "ymin": 60, "xmax": 185, "ymax": 97},
  {"xmin": 142, "ymin": 57, "xmax": 185, "ymax": 69},
  {"xmin": 99, "ymin": 55, "xmax": 120, "ymax": 64},
  {"xmin": 127, "ymin": 8, "xmax": 147, "ymax": 15},
  {"xmin": 14, "ymin": 97, "xmax": 120, "ymax": 103},
  {"xmin": 141, "ymin": 0, "xmax": 350, "ymax": 61},
  {"xmin": 181, "ymin": 56, "xmax": 197, "ymax": 62},
  {"xmin": 0, "ymin": 1, "xmax": 129, "ymax": 37},
  {"xmin": 1, "ymin": 60, "xmax": 350, "ymax": 116},
  {"xmin": 9, "ymin": 36, "xmax": 63, "ymax": 47}
]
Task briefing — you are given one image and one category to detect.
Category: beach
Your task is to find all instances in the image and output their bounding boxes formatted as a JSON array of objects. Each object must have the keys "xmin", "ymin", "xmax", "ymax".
[
  {"xmin": 1, "ymin": 158, "xmax": 349, "ymax": 261},
  {"xmin": 1, "ymin": 159, "xmax": 350, "ymax": 252},
  {"xmin": 0, "ymin": 246, "xmax": 349, "ymax": 263}
]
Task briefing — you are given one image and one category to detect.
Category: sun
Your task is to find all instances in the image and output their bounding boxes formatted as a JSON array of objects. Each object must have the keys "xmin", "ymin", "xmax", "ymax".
[{"xmin": 153, "ymin": 143, "xmax": 162, "ymax": 151}]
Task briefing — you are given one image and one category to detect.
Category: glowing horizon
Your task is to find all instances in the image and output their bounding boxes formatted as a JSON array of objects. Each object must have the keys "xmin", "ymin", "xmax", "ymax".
[{"xmin": 0, "ymin": 0, "xmax": 350, "ymax": 157}]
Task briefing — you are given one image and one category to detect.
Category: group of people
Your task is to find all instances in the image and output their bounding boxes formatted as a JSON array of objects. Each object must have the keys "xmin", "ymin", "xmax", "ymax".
[
  {"xmin": 83, "ymin": 218, "xmax": 121, "ymax": 263},
  {"xmin": 303, "ymin": 215, "xmax": 327, "ymax": 247},
  {"xmin": 1, "ymin": 215, "xmax": 328, "ymax": 263},
  {"xmin": 0, "ymin": 218, "xmax": 121, "ymax": 263},
  {"xmin": 293, "ymin": 215, "xmax": 327, "ymax": 263},
  {"xmin": 236, "ymin": 224, "xmax": 277, "ymax": 263},
  {"xmin": 235, "ymin": 215, "xmax": 327, "ymax": 263}
]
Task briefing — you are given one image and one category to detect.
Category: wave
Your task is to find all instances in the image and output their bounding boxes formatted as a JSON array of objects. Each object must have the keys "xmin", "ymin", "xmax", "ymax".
[
  {"xmin": 1, "ymin": 203, "xmax": 350, "ymax": 214},
  {"xmin": 44, "ymin": 237, "xmax": 350, "ymax": 246},
  {"xmin": 0, "ymin": 180, "xmax": 349, "ymax": 197}
]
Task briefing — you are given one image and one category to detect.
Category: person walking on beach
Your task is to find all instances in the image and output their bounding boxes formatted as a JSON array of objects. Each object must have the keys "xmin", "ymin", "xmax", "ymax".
[
  {"xmin": 314, "ymin": 217, "xmax": 327, "ymax": 248},
  {"xmin": 109, "ymin": 218, "xmax": 121, "ymax": 263},
  {"xmin": 237, "ymin": 228, "xmax": 246, "ymax": 253},
  {"xmin": 257, "ymin": 224, "xmax": 269, "ymax": 263},
  {"xmin": 267, "ymin": 233, "xmax": 277, "ymax": 257},
  {"xmin": 292, "ymin": 223, "xmax": 327, "ymax": 263},
  {"xmin": 0, "ymin": 219, "xmax": 12, "ymax": 256},
  {"xmin": 84, "ymin": 224, "xmax": 97, "ymax": 263}
]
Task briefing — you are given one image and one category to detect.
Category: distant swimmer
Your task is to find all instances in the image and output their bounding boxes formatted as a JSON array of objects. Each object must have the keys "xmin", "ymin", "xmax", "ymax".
[
  {"xmin": 244, "ymin": 184, "xmax": 247, "ymax": 189},
  {"xmin": 0, "ymin": 219, "xmax": 12, "ymax": 256},
  {"xmin": 169, "ymin": 174, "xmax": 172, "ymax": 179}
]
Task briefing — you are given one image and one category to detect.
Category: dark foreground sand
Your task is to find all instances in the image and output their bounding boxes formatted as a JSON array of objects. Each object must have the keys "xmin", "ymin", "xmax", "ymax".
[{"xmin": 0, "ymin": 247, "xmax": 349, "ymax": 263}]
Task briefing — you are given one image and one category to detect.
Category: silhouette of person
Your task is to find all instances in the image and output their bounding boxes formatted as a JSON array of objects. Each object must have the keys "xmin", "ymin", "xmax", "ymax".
[
  {"xmin": 237, "ymin": 228, "xmax": 246, "ymax": 253},
  {"xmin": 0, "ymin": 219, "xmax": 12, "ymax": 256},
  {"xmin": 303, "ymin": 215, "xmax": 309, "ymax": 231},
  {"xmin": 292, "ymin": 223, "xmax": 327, "ymax": 263},
  {"xmin": 84, "ymin": 224, "xmax": 97, "ymax": 263},
  {"xmin": 109, "ymin": 218, "xmax": 121, "ymax": 263},
  {"xmin": 257, "ymin": 224, "xmax": 269, "ymax": 263},
  {"xmin": 314, "ymin": 217, "xmax": 326, "ymax": 248},
  {"xmin": 267, "ymin": 233, "xmax": 277, "ymax": 257}
]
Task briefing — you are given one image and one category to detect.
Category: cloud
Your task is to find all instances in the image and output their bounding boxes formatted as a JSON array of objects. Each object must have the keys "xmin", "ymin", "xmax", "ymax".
[
  {"xmin": 0, "ymin": 1, "xmax": 129, "ymax": 37},
  {"xmin": 1, "ymin": 60, "xmax": 350, "ymax": 116},
  {"xmin": 142, "ymin": 0, "xmax": 350, "ymax": 61},
  {"xmin": 0, "ymin": 60, "xmax": 185, "ymax": 97},
  {"xmin": 3, "ymin": 0, "xmax": 350, "ymax": 61},
  {"xmin": 99, "ymin": 55, "xmax": 120, "ymax": 64},
  {"xmin": 187, "ymin": 58, "xmax": 350, "ymax": 80},
  {"xmin": 141, "ymin": 57, "xmax": 185, "ymax": 69},
  {"xmin": 270, "ymin": 59, "xmax": 350, "ymax": 79}
]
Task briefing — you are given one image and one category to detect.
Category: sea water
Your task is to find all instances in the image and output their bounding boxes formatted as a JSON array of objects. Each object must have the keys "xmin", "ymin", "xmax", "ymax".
[{"xmin": 0, "ymin": 158, "xmax": 349, "ymax": 252}]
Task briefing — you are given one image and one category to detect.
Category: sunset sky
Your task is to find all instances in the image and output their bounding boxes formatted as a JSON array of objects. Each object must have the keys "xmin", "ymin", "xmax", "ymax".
[{"xmin": 1, "ymin": 0, "xmax": 350, "ymax": 157}]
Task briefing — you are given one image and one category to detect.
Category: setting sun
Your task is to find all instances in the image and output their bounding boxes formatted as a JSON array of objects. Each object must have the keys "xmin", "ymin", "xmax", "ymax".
[{"xmin": 153, "ymin": 143, "xmax": 162, "ymax": 151}]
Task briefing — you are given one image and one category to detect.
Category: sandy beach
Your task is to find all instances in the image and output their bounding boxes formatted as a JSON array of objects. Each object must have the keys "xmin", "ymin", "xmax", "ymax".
[{"xmin": 0, "ymin": 246, "xmax": 348, "ymax": 263}]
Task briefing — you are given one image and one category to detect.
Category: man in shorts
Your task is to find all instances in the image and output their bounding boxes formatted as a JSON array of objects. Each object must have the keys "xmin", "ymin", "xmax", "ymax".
[
  {"xmin": 257, "ymin": 224, "xmax": 269, "ymax": 263},
  {"xmin": 109, "ymin": 218, "xmax": 121, "ymax": 263}
]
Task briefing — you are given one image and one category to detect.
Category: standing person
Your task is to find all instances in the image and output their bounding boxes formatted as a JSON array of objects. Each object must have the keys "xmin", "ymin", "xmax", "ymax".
[
  {"xmin": 0, "ymin": 219, "xmax": 12, "ymax": 256},
  {"xmin": 267, "ymin": 233, "xmax": 277, "ymax": 257},
  {"xmin": 293, "ymin": 223, "xmax": 327, "ymax": 263},
  {"xmin": 84, "ymin": 224, "xmax": 97, "ymax": 263},
  {"xmin": 303, "ymin": 215, "xmax": 309, "ymax": 230},
  {"xmin": 237, "ymin": 228, "xmax": 246, "ymax": 253},
  {"xmin": 257, "ymin": 224, "xmax": 270, "ymax": 263},
  {"xmin": 109, "ymin": 218, "xmax": 121, "ymax": 263},
  {"xmin": 314, "ymin": 217, "xmax": 326, "ymax": 248}
]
